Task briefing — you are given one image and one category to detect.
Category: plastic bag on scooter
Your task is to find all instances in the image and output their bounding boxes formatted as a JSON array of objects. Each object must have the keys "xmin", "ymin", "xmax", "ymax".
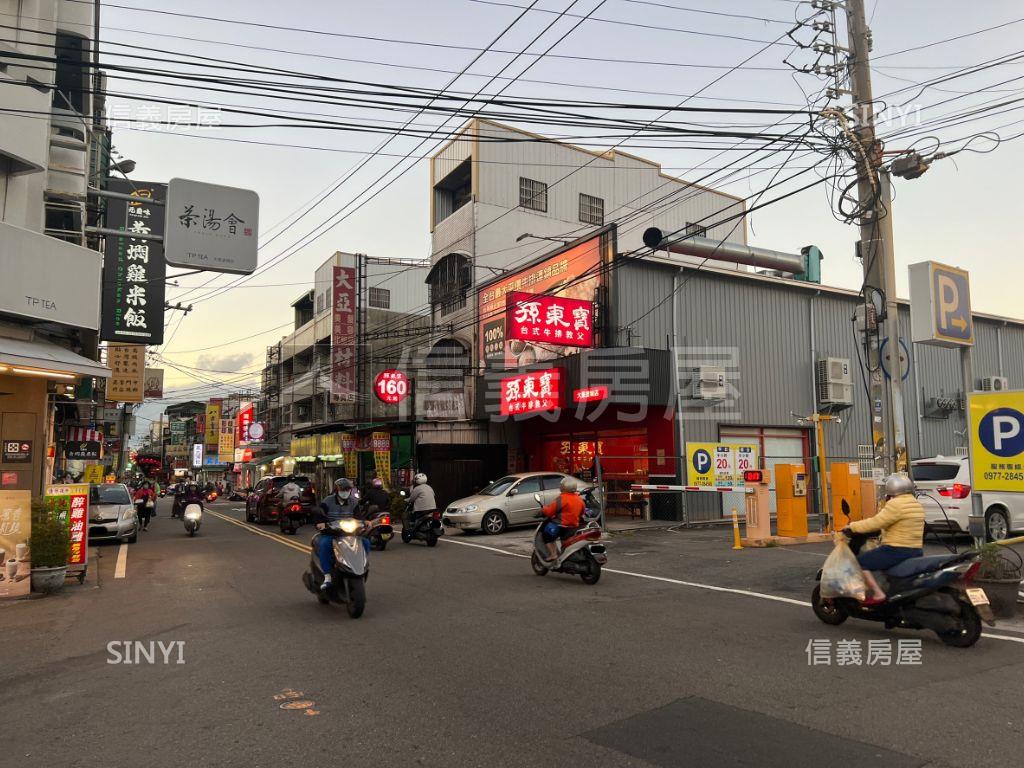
[{"xmin": 819, "ymin": 537, "xmax": 867, "ymax": 601}]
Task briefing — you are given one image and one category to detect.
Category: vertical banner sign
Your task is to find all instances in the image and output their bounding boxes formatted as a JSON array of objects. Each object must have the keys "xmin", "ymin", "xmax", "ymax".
[
  {"xmin": 170, "ymin": 419, "xmax": 186, "ymax": 445},
  {"xmin": 192, "ymin": 443, "xmax": 203, "ymax": 468},
  {"xmin": 100, "ymin": 179, "xmax": 167, "ymax": 345},
  {"xmin": 106, "ymin": 343, "xmax": 146, "ymax": 402},
  {"xmin": 218, "ymin": 418, "xmax": 235, "ymax": 464},
  {"xmin": 205, "ymin": 400, "xmax": 222, "ymax": 448},
  {"xmin": 236, "ymin": 401, "xmax": 254, "ymax": 444},
  {"xmin": 45, "ymin": 483, "xmax": 89, "ymax": 576},
  {"xmin": 143, "ymin": 368, "xmax": 164, "ymax": 399},
  {"xmin": 0, "ymin": 490, "xmax": 32, "ymax": 599},
  {"xmin": 331, "ymin": 266, "xmax": 357, "ymax": 403}
]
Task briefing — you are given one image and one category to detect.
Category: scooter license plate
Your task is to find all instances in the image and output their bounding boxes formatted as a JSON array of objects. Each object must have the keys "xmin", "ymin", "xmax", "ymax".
[{"xmin": 966, "ymin": 588, "xmax": 990, "ymax": 607}]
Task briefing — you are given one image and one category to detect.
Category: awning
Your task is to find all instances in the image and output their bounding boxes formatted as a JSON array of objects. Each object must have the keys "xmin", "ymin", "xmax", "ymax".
[{"xmin": 0, "ymin": 335, "xmax": 110, "ymax": 379}]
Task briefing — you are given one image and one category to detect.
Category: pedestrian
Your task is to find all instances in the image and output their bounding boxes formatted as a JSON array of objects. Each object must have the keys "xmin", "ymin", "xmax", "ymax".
[{"xmin": 133, "ymin": 481, "xmax": 156, "ymax": 531}]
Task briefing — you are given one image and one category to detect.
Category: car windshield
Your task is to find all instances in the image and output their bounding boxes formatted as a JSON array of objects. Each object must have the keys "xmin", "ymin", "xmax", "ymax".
[
  {"xmin": 272, "ymin": 477, "xmax": 311, "ymax": 489},
  {"xmin": 480, "ymin": 477, "xmax": 517, "ymax": 496},
  {"xmin": 91, "ymin": 485, "xmax": 131, "ymax": 505},
  {"xmin": 912, "ymin": 462, "xmax": 962, "ymax": 481}
]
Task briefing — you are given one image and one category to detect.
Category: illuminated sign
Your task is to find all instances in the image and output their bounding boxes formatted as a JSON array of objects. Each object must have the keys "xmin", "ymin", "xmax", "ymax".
[
  {"xmin": 573, "ymin": 386, "xmax": 608, "ymax": 403},
  {"xmin": 499, "ymin": 369, "xmax": 561, "ymax": 416},
  {"xmin": 506, "ymin": 292, "xmax": 594, "ymax": 348}
]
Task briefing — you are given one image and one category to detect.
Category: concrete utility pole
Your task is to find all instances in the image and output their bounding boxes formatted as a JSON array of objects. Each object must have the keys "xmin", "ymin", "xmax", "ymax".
[{"xmin": 845, "ymin": 0, "xmax": 908, "ymax": 476}]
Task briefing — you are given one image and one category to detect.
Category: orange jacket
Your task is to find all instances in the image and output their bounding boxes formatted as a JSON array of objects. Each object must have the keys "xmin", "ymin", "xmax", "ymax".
[{"xmin": 543, "ymin": 493, "xmax": 584, "ymax": 528}]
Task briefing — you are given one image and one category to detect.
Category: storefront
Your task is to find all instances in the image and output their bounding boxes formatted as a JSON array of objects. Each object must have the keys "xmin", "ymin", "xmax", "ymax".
[{"xmin": 289, "ymin": 426, "xmax": 413, "ymax": 493}]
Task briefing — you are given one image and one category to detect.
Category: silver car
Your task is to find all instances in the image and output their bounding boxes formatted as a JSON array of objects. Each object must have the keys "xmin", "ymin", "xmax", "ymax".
[
  {"xmin": 87, "ymin": 483, "xmax": 139, "ymax": 544},
  {"xmin": 442, "ymin": 473, "xmax": 592, "ymax": 535}
]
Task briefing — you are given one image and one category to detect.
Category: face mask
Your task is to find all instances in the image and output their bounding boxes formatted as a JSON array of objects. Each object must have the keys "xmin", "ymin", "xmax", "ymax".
[{"xmin": 338, "ymin": 491, "xmax": 351, "ymax": 501}]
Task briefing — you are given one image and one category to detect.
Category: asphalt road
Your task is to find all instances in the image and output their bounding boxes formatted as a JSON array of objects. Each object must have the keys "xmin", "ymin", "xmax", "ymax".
[{"xmin": 2, "ymin": 499, "xmax": 1023, "ymax": 768}]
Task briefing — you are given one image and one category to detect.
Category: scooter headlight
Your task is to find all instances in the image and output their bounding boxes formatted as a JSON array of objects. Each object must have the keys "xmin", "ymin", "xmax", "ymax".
[
  {"xmin": 338, "ymin": 518, "xmax": 361, "ymax": 534},
  {"xmin": 184, "ymin": 509, "xmax": 202, "ymax": 521}
]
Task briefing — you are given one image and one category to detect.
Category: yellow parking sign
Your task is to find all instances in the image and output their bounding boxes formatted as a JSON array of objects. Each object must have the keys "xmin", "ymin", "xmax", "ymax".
[
  {"xmin": 686, "ymin": 443, "xmax": 758, "ymax": 487},
  {"xmin": 969, "ymin": 390, "xmax": 1024, "ymax": 491}
]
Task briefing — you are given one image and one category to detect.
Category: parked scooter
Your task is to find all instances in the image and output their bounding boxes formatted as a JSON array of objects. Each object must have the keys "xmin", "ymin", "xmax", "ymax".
[
  {"xmin": 529, "ymin": 492, "xmax": 607, "ymax": 584},
  {"xmin": 811, "ymin": 530, "xmax": 995, "ymax": 647},
  {"xmin": 183, "ymin": 502, "xmax": 203, "ymax": 536},
  {"xmin": 302, "ymin": 518, "xmax": 369, "ymax": 618},
  {"xmin": 399, "ymin": 491, "xmax": 442, "ymax": 547}
]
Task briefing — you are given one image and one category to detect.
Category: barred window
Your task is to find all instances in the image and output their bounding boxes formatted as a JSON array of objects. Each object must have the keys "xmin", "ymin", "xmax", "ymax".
[
  {"xmin": 368, "ymin": 287, "xmax": 391, "ymax": 309},
  {"xmin": 519, "ymin": 177, "xmax": 547, "ymax": 212},
  {"xmin": 684, "ymin": 222, "xmax": 708, "ymax": 239},
  {"xmin": 579, "ymin": 193, "xmax": 604, "ymax": 226}
]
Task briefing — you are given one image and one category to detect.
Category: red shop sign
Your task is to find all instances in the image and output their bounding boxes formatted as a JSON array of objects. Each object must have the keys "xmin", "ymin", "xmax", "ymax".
[
  {"xmin": 499, "ymin": 368, "xmax": 561, "ymax": 416},
  {"xmin": 374, "ymin": 369, "xmax": 410, "ymax": 404},
  {"xmin": 573, "ymin": 386, "xmax": 608, "ymax": 403},
  {"xmin": 67, "ymin": 489, "xmax": 88, "ymax": 567},
  {"xmin": 505, "ymin": 291, "xmax": 594, "ymax": 348}
]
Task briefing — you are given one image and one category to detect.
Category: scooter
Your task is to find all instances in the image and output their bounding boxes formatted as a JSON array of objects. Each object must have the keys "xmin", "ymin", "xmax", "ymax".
[
  {"xmin": 399, "ymin": 492, "xmax": 443, "ymax": 547},
  {"xmin": 811, "ymin": 531, "xmax": 995, "ymax": 647},
  {"xmin": 529, "ymin": 492, "xmax": 607, "ymax": 584},
  {"xmin": 279, "ymin": 499, "xmax": 312, "ymax": 536},
  {"xmin": 302, "ymin": 518, "xmax": 369, "ymax": 618},
  {"xmin": 183, "ymin": 502, "xmax": 203, "ymax": 536},
  {"xmin": 364, "ymin": 506, "xmax": 394, "ymax": 551}
]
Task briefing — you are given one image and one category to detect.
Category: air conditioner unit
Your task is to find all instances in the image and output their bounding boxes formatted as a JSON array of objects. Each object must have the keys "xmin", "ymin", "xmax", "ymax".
[
  {"xmin": 691, "ymin": 366, "xmax": 726, "ymax": 400},
  {"xmin": 982, "ymin": 376, "xmax": 1010, "ymax": 392},
  {"xmin": 816, "ymin": 357, "xmax": 853, "ymax": 408}
]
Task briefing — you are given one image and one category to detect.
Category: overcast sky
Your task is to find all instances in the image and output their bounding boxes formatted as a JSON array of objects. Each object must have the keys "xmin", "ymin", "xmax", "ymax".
[{"xmin": 92, "ymin": 0, "xmax": 1024, "ymax": 416}]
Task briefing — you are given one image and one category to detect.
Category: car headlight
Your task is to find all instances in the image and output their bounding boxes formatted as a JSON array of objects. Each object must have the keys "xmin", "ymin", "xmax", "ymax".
[
  {"xmin": 120, "ymin": 508, "xmax": 136, "ymax": 521},
  {"xmin": 463, "ymin": 504, "xmax": 478, "ymax": 513},
  {"xmin": 339, "ymin": 518, "xmax": 361, "ymax": 534}
]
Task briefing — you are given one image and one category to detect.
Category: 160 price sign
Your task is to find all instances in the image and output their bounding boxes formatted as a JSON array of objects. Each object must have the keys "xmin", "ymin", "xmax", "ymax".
[{"xmin": 374, "ymin": 369, "xmax": 410, "ymax": 404}]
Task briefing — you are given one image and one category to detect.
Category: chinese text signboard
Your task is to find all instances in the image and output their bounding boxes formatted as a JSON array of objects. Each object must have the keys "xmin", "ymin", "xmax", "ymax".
[
  {"xmin": 374, "ymin": 369, "xmax": 409, "ymax": 404},
  {"xmin": 499, "ymin": 369, "xmax": 561, "ymax": 416},
  {"xmin": 170, "ymin": 419, "xmax": 186, "ymax": 445},
  {"xmin": 107, "ymin": 342, "xmax": 145, "ymax": 402},
  {"xmin": 192, "ymin": 443, "xmax": 203, "ymax": 468},
  {"xmin": 143, "ymin": 368, "xmax": 164, "ymax": 399},
  {"xmin": 372, "ymin": 431, "xmax": 391, "ymax": 487},
  {"xmin": 331, "ymin": 266, "xmax": 357, "ymax": 403},
  {"xmin": 165, "ymin": 178, "xmax": 259, "ymax": 275},
  {"xmin": 205, "ymin": 400, "xmax": 222, "ymax": 448},
  {"xmin": 479, "ymin": 235, "xmax": 604, "ymax": 369},
  {"xmin": 218, "ymin": 418, "xmax": 235, "ymax": 465},
  {"xmin": 66, "ymin": 441, "xmax": 101, "ymax": 461},
  {"xmin": 969, "ymin": 390, "xmax": 1024, "ymax": 492},
  {"xmin": 506, "ymin": 292, "xmax": 594, "ymax": 348},
  {"xmin": 45, "ymin": 484, "xmax": 89, "ymax": 573},
  {"xmin": 100, "ymin": 179, "xmax": 166, "ymax": 345},
  {"xmin": 236, "ymin": 402, "xmax": 254, "ymax": 444},
  {"xmin": 0, "ymin": 490, "xmax": 32, "ymax": 599},
  {"xmin": 686, "ymin": 443, "xmax": 760, "ymax": 487}
]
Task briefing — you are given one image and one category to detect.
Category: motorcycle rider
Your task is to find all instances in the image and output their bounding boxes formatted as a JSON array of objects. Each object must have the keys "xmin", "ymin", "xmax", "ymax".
[
  {"xmin": 313, "ymin": 478, "xmax": 366, "ymax": 590},
  {"xmin": 844, "ymin": 473, "xmax": 925, "ymax": 604},
  {"xmin": 407, "ymin": 473, "xmax": 437, "ymax": 528},
  {"xmin": 539, "ymin": 476, "xmax": 585, "ymax": 564},
  {"xmin": 361, "ymin": 477, "xmax": 390, "ymax": 515}
]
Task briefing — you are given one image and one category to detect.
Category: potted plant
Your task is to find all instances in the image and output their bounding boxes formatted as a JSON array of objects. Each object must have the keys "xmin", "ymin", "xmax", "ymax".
[
  {"xmin": 975, "ymin": 543, "xmax": 1023, "ymax": 620},
  {"xmin": 29, "ymin": 499, "xmax": 69, "ymax": 594}
]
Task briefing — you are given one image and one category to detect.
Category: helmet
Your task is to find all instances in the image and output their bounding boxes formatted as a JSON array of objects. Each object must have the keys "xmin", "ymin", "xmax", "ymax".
[
  {"xmin": 559, "ymin": 476, "xmax": 577, "ymax": 494},
  {"xmin": 372, "ymin": 478, "xmax": 384, "ymax": 489},
  {"xmin": 334, "ymin": 478, "xmax": 353, "ymax": 490},
  {"xmin": 413, "ymin": 473, "xmax": 428, "ymax": 485},
  {"xmin": 883, "ymin": 473, "xmax": 915, "ymax": 497}
]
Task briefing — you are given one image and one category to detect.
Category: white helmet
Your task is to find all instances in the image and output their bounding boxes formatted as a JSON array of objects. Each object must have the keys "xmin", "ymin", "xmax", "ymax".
[
  {"xmin": 413, "ymin": 473, "xmax": 428, "ymax": 485},
  {"xmin": 560, "ymin": 476, "xmax": 577, "ymax": 494}
]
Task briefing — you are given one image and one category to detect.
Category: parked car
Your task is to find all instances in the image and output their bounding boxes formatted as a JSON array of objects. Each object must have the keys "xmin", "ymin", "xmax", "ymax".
[
  {"xmin": 245, "ymin": 476, "xmax": 317, "ymax": 525},
  {"xmin": 442, "ymin": 472, "xmax": 594, "ymax": 535},
  {"xmin": 87, "ymin": 483, "xmax": 139, "ymax": 544},
  {"xmin": 912, "ymin": 455, "xmax": 1024, "ymax": 541}
]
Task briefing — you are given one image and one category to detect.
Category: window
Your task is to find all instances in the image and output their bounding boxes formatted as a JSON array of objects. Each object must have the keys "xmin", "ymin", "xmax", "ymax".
[
  {"xmin": 519, "ymin": 177, "xmax": 547, "ymax": 212},
  {"xmin": 427, "ymin": 253, "xmax": 472, "ymax": 316},
  {"xmin": 433, "ymin": 159, "xmax": 472, "ymax": 225},
  {"xmin": 540, "ymin": 474, "xmax": 567, "ymax": 491},
  {"xmin": 368, "ymin": 287, "xmax": 391, "ymax": 309},
  {"xmin": 513, "ymin": 477, "xmax": 543, "ymax": 495},
  {"xmin": 684, "ymin": 222, "xmax": 708, "ymax": 239},
  {"xmin": 53, "ymin": 33, "xmax": 89, "ymax": 114},
  {"xmin": 912, "ymin": 462, "xmax": 962, "ymax": 482},
  {"xmin": 579, "ymin": 193, "xmax": 604, "ymax": 226}
]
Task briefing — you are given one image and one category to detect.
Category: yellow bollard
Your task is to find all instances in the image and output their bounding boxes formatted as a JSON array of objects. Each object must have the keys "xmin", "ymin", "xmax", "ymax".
[{"xmin": 731, "ymin": 507, "xmax": 743, "ymax": 550}]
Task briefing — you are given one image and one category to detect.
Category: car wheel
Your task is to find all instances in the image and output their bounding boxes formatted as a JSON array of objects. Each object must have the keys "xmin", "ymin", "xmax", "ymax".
[
  {"xmin": 245, "ymin": 505, "xmax": 255, "ymax": 523},
  {"xmin": 985, "ymin": 507, "xmax": 1010, "ymax": 542},
  {"xmin": 481, "ymin": 510, "xmax": 507, "ymax": 535}
]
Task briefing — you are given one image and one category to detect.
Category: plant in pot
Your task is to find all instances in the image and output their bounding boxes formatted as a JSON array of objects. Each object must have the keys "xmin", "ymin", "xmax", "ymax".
[
  {"xmin": 29, "ymin": 499, "xmax": 70, "ymax": 594},
  {"xmin": 974, "ymin": 543, "xmax": 1023, "ymax": 620}
]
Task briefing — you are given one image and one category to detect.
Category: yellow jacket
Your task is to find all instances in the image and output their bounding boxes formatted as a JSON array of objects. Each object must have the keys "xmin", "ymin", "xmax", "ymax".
[{"xmin": 849, "ymin": 493, "xmax": 924, "ymax": 549}]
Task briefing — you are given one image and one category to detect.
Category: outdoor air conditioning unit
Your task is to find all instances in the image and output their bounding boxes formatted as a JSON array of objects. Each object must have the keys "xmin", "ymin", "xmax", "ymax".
[
  {"xmin": 982, "ymin": 376, "xmax": 1010, "ymax": 392},
  {"xmin": 816, "ymin": 357, "xmax": 853, "ymax": 408},
  {"xmin": 691, "ymin": 365, "xmax": 726, "ymax": 400}
]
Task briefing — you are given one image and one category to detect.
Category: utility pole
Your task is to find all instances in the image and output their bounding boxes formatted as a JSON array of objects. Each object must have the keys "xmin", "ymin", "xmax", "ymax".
[{"xmin": 844, "ymin": 0, "xmax": 908, "ymax": 477}]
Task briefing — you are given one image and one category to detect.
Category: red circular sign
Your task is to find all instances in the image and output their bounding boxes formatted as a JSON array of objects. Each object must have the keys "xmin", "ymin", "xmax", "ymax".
[{"xmin": 374, "ymin": 369, "xmax": 410, "ymax": 404}]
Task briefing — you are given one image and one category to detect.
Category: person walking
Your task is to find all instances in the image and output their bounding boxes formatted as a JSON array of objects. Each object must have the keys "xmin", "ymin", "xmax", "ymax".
[{"xmin": 133, "ymin": 481, "xmax": 157, "ymax": 531}]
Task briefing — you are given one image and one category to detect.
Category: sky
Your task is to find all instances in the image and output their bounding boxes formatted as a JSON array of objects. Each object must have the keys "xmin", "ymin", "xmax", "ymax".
[{"xmin": 85, "ymin": 0, "xmax": 1024, "ymax": 421}]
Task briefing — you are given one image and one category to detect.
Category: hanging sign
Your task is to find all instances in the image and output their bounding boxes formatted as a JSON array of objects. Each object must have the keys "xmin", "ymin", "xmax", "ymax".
[
  {"xmin": 331, "ymin": 266, "xmax": 357, "ymax": 403},
  {"xmin": 374, "ymin": 369, "xmax": 410, "ymax": 404}
]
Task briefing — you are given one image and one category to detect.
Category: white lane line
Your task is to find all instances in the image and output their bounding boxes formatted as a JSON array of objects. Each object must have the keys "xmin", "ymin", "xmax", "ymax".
[
  {"xmin": 440, "ymin": 536, "xmax": 1024, "ymax": 645},
  {"xmin": 114, "ymin": 543, "xmax": 128, "ymax": 579}
]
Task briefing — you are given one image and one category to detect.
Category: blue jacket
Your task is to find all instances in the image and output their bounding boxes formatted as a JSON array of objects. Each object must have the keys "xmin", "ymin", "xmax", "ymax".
[{"xmin": 315, "ymin": 493, "xmax": 362, "ymax": 524}]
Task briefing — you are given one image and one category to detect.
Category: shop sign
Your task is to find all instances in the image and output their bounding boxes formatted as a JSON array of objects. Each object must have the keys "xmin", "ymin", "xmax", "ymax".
[
  {"xmin": 170, "ymin": 419, "xmax": 187, "ymax": 445},
  {"xmin": 218, "ymin": 418, "xmax": 235, "ymax": 464},
  {"xmin": 573, "ymin": 386, "xmax": 608, "ymax": 403},
  {"xmin": 2, "ymin": 440, "xmax": 32, "ymax": 463},
  {"xmin": 192, "ymin": 443, "xmax": 203, "ymax": 468},
  {"xmin": 65, "ymin": 441, "xmax": 101, "ymax": 461},
  {"xmin": 45, "ymin": 483, "xmax": 89, "ymax": 572},
  {"xmin": 479, "ymin": 234, "xmax": 605, "ymax": 368},
  {"xmin": 100, "ymin": 179, "xmax": 167, "ymax": 345},
  {"xmin": 233, "ymin": 447, "xmax": 254, "ymax": 463},
  {"xmin": 331, "ymin": 266, "xmax": 357, "ymax": 403},
  {"xmin": 0, "ymin": 490, "xmax": 32, "ymax": 599},
  {"xmin": 506, "ymin": 292, "xmax": 594, "ymax": 348},
  {"xmin": 499, "ymin": 369, "xmax": 561, "ymax": 416},
  {"xmin": 107, "ymin": 343, "xmax": 146, "ymax": 403},
  {"xmin": 374, "ymin": 369, "xmax": 410, "ymax": 404},
  {"xmin": 205, "ymin": 400, "xmax": 222, "ymax": 447},
  {"xmin": 164, "ymin": 178, "xmax": 259, "ymax": 274},
  {"xmin": 244, "ymin": 421, "xmax": 266, "ymax": 442},
  {"xmin": 370, "ymin": 432, "xmax": 390, "ymax": 452},
  {"xmin": 372, "ymin": 431, "xmax": 391, "ymax": 487},
  {"xmin": 143, "ymin": 368, "xmax": 164, "ymax": 399},
  {"xmin": 290, "ymin": 435, "xmax": 320, "ymax": 458},
  {"xmin": 969, "ymin": 390, "xmax": 1024, "ymax": 491},
  {"xmin": 83, "ymin": 465, "xmax": 104, "ymax": 484},
  {"xmin": 686, "ymin": 442, "xmax": 759, "ymax": 488},
  {"xmin": 236, "ymin": 402, "xmax": 254, "ymax": 444}
]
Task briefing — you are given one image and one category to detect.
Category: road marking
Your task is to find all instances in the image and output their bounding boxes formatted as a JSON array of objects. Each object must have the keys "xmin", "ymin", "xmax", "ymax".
[
  {"xmin": 114, "ymin": 543, "xmax": 128, "ymax": 579},
  {"xmin": 205, "ymin": 509, "xmax": 311, "ymax": 555},
  {"xmin": 439, "ymin": 537, "xmax": 1024, "ymax": 645}
]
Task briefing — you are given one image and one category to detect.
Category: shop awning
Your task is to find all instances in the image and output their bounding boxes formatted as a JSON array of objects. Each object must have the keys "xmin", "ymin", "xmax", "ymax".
[{"xmin": 0, "ymin": 335, "xmax": 110, "ymax": 379}]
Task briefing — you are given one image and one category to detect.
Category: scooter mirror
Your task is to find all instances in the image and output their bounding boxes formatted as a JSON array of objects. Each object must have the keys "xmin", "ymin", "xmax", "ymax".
[{"xmin": 533, "ymin": 493, "xmax": 542, "ymax": 504}]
